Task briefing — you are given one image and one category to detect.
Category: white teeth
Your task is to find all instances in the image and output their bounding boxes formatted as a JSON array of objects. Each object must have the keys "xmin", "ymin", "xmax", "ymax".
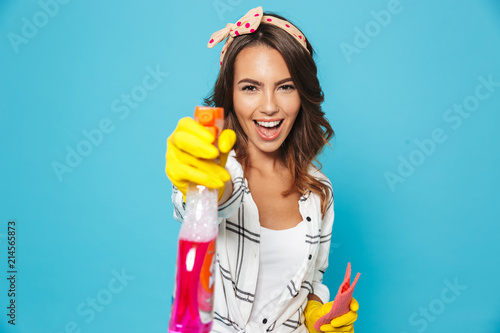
[{"xmin": 256, "ymin": 120, "xmax": 281, "ymax": 127}]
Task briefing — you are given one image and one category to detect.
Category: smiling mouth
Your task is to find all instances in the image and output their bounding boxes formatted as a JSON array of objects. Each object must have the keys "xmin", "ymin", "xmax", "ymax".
[{"xmin": 253, "ymin": 119, "xmax": 284, "ymax": 140}]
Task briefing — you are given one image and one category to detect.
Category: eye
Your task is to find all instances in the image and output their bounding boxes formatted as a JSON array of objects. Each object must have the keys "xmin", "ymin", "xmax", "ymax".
[
  {"xmin": 279, "ymin": 84, "xmax": 295, "ymax": 91},
  {"xmin": 242, "ymin": 85, "xmax": 257, "ymax": 92}
]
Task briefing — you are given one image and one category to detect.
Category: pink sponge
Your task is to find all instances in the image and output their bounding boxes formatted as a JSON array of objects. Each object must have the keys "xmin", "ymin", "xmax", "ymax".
[{"xmin": 314, "ymin": 262, "xmax": 360, "ymax": 331}]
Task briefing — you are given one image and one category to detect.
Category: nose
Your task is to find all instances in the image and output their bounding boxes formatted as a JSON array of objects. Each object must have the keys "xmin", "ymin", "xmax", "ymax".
[{"xmin": 260, "ymin": 90, "xmax": 278, "ymax": 116}]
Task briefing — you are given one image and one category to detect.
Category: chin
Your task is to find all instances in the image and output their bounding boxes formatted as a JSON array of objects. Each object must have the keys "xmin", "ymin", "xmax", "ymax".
[{"xmin": 253, "ymin": 140, "xmax": 285, "ymax": 155}]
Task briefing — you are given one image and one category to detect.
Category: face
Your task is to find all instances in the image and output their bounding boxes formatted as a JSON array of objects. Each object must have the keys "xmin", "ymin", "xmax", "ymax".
[{"xmin": 232, "ymin": 44, "xmax": 301, "ymax": 156}]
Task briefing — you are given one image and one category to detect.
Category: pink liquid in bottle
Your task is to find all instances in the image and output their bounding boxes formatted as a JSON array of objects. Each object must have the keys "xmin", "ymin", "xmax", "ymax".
[{"xmin": 169, "ymin": 238, "xmax": 216, "ymax": 333}]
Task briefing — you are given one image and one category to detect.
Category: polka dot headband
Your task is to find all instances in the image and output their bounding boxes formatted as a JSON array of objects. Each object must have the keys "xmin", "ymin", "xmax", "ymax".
[{"xmin": 207, "ymin": 6, "xmax": 309, "ymax": 66}]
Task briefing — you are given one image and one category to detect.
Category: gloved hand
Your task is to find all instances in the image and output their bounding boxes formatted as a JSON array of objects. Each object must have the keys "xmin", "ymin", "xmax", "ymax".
[
  {"xmin": 165, "ymin": 117, "xmax": 236, "ymax": 201},
  {"xmin": 304, "ymin": 298, "xmax": 359, "ymax": 332}
]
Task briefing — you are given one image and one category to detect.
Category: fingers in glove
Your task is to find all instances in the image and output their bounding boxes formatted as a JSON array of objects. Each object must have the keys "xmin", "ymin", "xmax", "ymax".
[
  {"xmin": 171, "ymin": 130, "xmax": 219, "ymax": 160},
  {"xmin": 171, "ymin": 117, "xmax": 219, "ymax": 159},
  {"xmin": 319, "ymin": 323, "xmax": 353, "ymax": 332},
  {"xmin": 168, "ymin": 147, "xmax": 229, "ymax": 185},
  {"xmin": 218, "ymin": 129, "xmax": 237, "ymax": 154},
  {"xmin": 177, "ymin": 117, "xmax": 215, "ymax": 143},
  {"xmin": 173, "ymin": 162, "xmax": 225, "ymax": 189},
  {"xmin": 165, "ymin": 164, "xmax": 189, "ymax": 196},
  {"xmin": 329, "ymin": 311, "xmax": 358, "ymax": 328},
  {"xmin": 350, "ymin": 298, "xmax": 359, "ymax": 312},
  {"xmin": 218, "ymin": 129, "xmax": 236, "ymax": 169},
  {"xmin": 318, "ymin": 301, "xmax": 334, "ymax": 316},
  {"xmin": 176, "ymin": 149, "xmax": 229, "ymax": 182}
]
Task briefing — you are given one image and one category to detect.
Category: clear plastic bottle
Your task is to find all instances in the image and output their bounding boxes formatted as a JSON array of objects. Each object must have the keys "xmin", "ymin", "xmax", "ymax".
[{"xmin": 168, "ymin": 107, "xmax": 224, "ymax": 333}]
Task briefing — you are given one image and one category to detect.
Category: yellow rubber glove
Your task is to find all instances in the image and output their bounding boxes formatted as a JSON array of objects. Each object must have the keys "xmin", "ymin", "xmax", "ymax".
[
  {"xmin": 165, "ymin": 117, "xmax": 236, "ymax": 201},
  {"xmin": 304, "ymin": 298, "xmax": 359, "ymax": 333}
]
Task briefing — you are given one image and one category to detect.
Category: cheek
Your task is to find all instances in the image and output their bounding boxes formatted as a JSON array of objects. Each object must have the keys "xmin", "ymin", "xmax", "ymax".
[
  {"xmin": 234, "ymin": 93, "xmax": 255, "ymax": 111},
  {"xmin": 234, "ymin": 111, "xmax": 247, "ymax": 130},
  {"xmin": 232, "ymin": 103, "xmax": 252, "ymax": 134},
  {"xmin": 233, "ymin": 93, "xmax": 255, "ymax": 121},
  {"xmin": 282, "ymin": 94, "xmax": 301, "ymax": 118}
]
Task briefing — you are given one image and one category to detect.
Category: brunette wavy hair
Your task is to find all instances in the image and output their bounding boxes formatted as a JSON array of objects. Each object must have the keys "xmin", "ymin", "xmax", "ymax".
[{"xmin": 204, "ymin": 12, "xmax": 335, "ymax": 216}]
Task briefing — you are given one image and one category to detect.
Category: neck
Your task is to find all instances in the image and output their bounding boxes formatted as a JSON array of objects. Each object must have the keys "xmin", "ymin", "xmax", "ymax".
[{"xmin": 245, "ymin": 143, "xmax": 285, "ymax": 173}]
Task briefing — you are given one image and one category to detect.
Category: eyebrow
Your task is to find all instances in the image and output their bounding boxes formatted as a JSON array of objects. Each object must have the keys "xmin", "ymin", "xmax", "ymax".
[{"xmin": 237, "ymin": 77, "xmax": 294, "ymax": 87}]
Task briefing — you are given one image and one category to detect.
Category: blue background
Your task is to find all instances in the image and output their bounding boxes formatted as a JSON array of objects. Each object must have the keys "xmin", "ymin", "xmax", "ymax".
[{"xmin": 1, "ymin": 0, "xmax": 499, "ymax": 332}]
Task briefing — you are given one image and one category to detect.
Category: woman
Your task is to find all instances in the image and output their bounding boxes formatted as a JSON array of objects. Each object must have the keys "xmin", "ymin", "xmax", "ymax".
[{"xmin": 166, "ymin": 6, "xmax": 359, "ymax": 332}]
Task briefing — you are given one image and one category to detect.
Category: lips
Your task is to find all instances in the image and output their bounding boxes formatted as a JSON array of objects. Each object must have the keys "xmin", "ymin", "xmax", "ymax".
[{"xmin": 253, "ymin": 119, "xmax": 284, "ymax": 141}]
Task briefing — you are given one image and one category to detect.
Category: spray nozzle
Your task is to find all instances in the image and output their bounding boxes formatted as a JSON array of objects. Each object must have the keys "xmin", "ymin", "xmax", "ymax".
[{"xmin": 194, "ymin": 106, "xmax": 224, "ymax": 145}]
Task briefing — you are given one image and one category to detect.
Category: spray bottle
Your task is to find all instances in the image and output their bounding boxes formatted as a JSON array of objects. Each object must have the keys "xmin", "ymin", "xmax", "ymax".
[{"xmin": 168, "ymin": 106, "xmax": 225, "ymax": 333}]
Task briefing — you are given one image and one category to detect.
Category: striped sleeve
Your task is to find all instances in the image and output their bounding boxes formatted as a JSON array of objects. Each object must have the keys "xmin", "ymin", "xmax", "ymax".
[
  {"xmin": 171, "ymin": 185, "xmax": 185, "ymax": 222},
  {"xmin": 311, "ymin": 177, "xmax": 335, "ymax": 304},
  {"xmin": 217, "ymin": 154, "xmax": 245, "ymax": 220}
]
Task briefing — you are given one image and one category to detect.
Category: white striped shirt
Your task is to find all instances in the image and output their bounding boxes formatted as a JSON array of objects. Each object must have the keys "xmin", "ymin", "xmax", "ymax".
[{"xmin": 172, "ymin": 153, "xmax": 334, "ymax": 333}]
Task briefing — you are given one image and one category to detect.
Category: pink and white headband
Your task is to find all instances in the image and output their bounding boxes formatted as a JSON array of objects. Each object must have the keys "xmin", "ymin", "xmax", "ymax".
[{"xmin": 207, "ymin": 6, "xmax": 309, "ymax": 66}]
